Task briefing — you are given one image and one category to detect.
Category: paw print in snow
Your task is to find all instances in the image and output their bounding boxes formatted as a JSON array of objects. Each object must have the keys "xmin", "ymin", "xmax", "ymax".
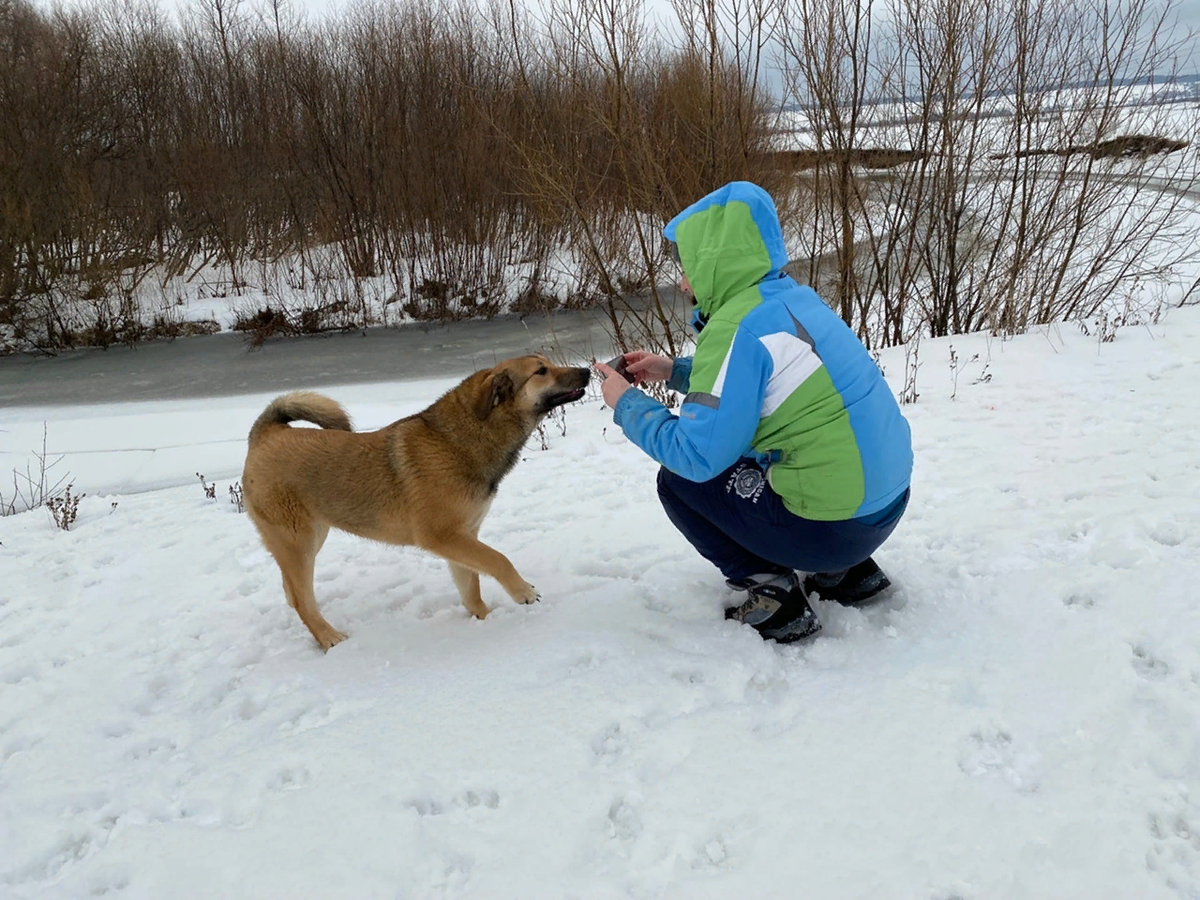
[
  {"xmin": 1146, "ymin": 793, "xmax": 1200, "ymax": 896},
  {"xmin": 1131, "ymin": 644, "xmax": 1170, "ymax": 681},
  {"xmin": 957, "ymin": 726, "xmax": 1040, "ymax": 793}
]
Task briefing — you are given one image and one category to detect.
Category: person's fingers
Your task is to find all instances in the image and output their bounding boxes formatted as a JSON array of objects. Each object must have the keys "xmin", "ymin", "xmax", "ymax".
[
  {"xmin": 627, "ymin": 357, "xmax": 670, "ymax": 384},
  {"xmin": 624, "ymin": 365, "xmax": 649, "ymax": 385},
  {"xmin": 626, "ymin": 356, "xmax": 656, "ymax": 372},
  {"xmin": 594, "ymin": 362, "xmax": 616, "ymax": 379}
]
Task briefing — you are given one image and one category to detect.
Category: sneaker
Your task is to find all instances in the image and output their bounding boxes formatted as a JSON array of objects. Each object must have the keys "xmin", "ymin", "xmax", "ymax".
[
  {"xmin": 725, "ymin": 572, "xmax": 822, "ymax": 644},
  {"xmin": 802, "ymin": 557, "xmax": 891, "ymax": 606}
]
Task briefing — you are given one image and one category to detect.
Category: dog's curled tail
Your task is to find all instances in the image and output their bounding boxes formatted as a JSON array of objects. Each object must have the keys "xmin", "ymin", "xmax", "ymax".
[{"xmin": 248, "ymin": 392, "xmax": 353, "ymax": 447}]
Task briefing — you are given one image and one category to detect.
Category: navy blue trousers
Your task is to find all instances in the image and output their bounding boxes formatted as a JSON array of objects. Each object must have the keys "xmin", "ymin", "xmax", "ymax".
[{"xmin": 657, "ymin": 460, "xmax": 908, "ymax": 583}]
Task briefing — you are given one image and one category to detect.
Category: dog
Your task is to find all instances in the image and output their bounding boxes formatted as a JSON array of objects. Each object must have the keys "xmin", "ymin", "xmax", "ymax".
[{"xmin": 242, "ymin": 355, "xmax": 590, "ymax": 650}]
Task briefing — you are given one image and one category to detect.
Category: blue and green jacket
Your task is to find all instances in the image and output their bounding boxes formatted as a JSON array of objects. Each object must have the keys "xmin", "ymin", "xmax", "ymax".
[{"xmin": 612, "ymin": 181, "xmax": 912, "ymax": 521}]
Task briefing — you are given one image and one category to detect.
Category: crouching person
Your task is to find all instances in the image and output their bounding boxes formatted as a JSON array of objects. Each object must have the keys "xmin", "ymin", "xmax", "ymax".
[{"xmin": 596, "ymin": 181, "xmax": 913, "ymax": 643}]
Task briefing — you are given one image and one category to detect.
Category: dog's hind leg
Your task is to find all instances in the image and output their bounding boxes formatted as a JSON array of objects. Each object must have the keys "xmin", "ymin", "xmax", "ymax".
[
  {"xmin": 448, "ymin": 562, "xmax": 488, "ymax": 619},
  {"xmin": 314, "ymin": 522, "xmax": 330, "ymax": 554},
  {"xmin": 422, "ymin": 532, "xmax": 539, "ymax": 607},
  {"xmin": 268, "ymin": 530, "xmax": 347, "ymax": 651}
]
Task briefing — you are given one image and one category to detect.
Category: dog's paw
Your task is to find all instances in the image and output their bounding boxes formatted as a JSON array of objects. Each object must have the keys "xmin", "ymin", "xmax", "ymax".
[
  {"xmin": 316, "ymin": 628, "xmax": 348, "ymax": 651},
  {"xmin": 514, "ymin": 583, "xmax": 540, "ymax": 605}
]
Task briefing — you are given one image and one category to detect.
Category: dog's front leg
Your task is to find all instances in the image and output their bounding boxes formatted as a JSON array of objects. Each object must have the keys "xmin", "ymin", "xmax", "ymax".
[
  {"xmin": 448, "ymin": 561, "xmax": 489, "ymax": 618},
  {"xmin": 422, "ymin": 533, "xmax": 540, "ymax": 606}
]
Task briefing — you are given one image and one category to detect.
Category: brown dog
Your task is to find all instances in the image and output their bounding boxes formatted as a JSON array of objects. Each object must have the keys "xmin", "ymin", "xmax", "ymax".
[{"xmin": 242, "ymin": 355, "xmax": 590, "ymax": 650}]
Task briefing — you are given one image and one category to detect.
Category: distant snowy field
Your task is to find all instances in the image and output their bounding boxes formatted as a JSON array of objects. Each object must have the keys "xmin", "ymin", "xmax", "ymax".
[{"xmin": 2, "ymin": 307, "xmax": 1200, "ymax": 899}]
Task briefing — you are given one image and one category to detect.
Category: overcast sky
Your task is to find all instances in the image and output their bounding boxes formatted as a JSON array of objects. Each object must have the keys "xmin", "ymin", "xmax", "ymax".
[
  {"xmin": 157, "ymin": 0, "xmax": 1200, "ymax": 34},
  {"xmin": 229, "ymin": 0, "xmax": 1200, "ymax": 77},
  {"xmin": 1181, "ymin": 0, "xmax": 1200, "ymax": 30},
  {"xmin": 95, "ymin": 0, "xmax": 1200, "ymax": 74},
  {"xmin": 211, "ymin": 0, "xmax": 1200, "ymax": 65}
]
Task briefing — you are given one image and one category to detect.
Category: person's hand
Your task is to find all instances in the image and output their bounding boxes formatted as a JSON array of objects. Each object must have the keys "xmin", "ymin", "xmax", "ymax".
[
  {"xmin": 623, "ymin": 351, "xmax": 673, "ymax": 385},
  {"xmin": 594, "ymin": 362, "xmax": 633, "ymax": 409}
]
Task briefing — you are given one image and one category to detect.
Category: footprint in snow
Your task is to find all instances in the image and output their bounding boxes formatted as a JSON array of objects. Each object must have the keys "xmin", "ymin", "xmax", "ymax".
[
  {"xmin": 83, "ymin": 864, "xmax": 132, "ymax": 896},
  {"xmin": 406, "ymin": 790, "xmax": 500, "ymax": 817},
  {"xmin": 607, "ymin": 794, "xmax": 642, "ymax": 842},
  {"xmin": 693, "ymin": 835, "xmax": 730, "ymax": 869},
  {"xmin": 267, "ymin": 765, "xmax": 312, "ymax": 792},
  {"xmin": 460, "ymin": 789, "xmax": 500, "ymax": 810},
  {"xmin": 277, "ymin": 697, "xmax": 333, "ymax": 735},
  {"xmin": 1146, "ymin": 794, "xmax": 1200, "ymax": 894},
  {"xmin": 123, "ymin": 736, "xmax": 176, "ymax": 762},
  {"xmin": 3, "ymin": 731, "xmax": 44, "ymax": 763},
  {"xmin": 591, "ymin": 722, "xmax": 630, "ymax": 761},
  {"xmin": 1, "ymin": 662, "xmax": 39, "ymax": 685},
  {"xmin": 1131, "ymin": 644, "xmax": 1170, "ymax": 681},
  {"xmin": 1147, "ymin": 522, "xmax": 1187, "ymax": 547},
  {"xmin": 957, "ymin": 727, "xmax": 1040, "ymax": 793},
  {"xmin": 1062, "ymin": 592, "xmax": 1096, "ymax": 609}
]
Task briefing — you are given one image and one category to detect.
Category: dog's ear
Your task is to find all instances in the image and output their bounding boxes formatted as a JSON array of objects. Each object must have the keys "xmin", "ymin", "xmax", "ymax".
[{"xmin": 475, "ymin": 370, "xmax": 515, "ymax": 419}]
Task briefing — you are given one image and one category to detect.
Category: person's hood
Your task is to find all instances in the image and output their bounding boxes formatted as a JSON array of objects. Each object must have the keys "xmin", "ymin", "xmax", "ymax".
[{"xmin": 663, "ymin": 181, "xmax": 788, "ymax": 322}]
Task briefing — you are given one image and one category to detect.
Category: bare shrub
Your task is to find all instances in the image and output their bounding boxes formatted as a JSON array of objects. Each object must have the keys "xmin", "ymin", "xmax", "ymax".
[
  {"xmin": 0, "ymin": 0, "xmax": 773, "ymax": 350},
  {"xmin": 2, "ymin": 424, "xmax": 70, "ymax": 516},
  {"xmin": 46, "ymin": 483, "xmax": 84, "ymax": 531},
  {"xmin": 1, "ymin": 0, "xmax": 1193, "ymax": 357},
  {"xmin": 230, "ymin": 307, "xmax": 295, "ymax": 347},
  {"xmin": 482, "ymin": 0, "xmax": 783, "ymax": 361},
  {"xmin": 775, "ymin": 0, "xmax": 1200, "ymax": 347}
]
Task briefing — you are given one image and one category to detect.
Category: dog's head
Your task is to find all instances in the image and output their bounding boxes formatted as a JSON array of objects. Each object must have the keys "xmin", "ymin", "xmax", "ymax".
[{"xmin": 474, "ymin": 355, "xmax": 591, "ymax": 421}]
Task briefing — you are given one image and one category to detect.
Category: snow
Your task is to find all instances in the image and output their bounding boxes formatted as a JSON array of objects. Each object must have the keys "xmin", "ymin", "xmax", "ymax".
[
  {"xmin": 775, "ymin": 80, "xmax": 1200, "ymax": 151},
  {"xmin": 3, "ymin": 306, "xmax": 1200, "ymax": 898}
]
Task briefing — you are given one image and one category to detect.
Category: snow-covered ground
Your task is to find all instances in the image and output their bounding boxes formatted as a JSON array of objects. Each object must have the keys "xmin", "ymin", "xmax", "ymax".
[
  {"xmin": 774, "ymin": 79, "xmax": 1200, "ymax": 149},
  {"xmin": 2, "ymin": 305, "xmax": 1199, "ymax": 899}
]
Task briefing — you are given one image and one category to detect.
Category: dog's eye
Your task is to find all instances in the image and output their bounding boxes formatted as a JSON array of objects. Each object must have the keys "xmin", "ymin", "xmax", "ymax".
[{"xmin": 536, "ymin": 366, "xmax": 547, "ymax": 375}]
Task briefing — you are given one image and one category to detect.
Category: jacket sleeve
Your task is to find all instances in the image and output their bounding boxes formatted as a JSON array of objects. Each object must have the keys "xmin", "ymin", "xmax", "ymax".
[
  {"xmin": 612, "ymin": 322, "xmax": 770, "ymax": 481},
  {"xmin": 667, "ymin": 357, "xmax": 693, "ymax": 394}
]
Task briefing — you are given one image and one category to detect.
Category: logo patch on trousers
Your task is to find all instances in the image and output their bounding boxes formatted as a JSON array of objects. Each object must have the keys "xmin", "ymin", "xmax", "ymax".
[{"xmin": 727, "ymin": 465, "xmax": 766, "ymax": 503}]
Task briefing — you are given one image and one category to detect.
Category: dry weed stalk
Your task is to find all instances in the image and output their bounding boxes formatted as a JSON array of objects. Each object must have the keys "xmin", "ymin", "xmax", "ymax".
[
  {"xmin": 2, "ymin": 424, "xmax": 69, "ymax": 516},
  {"xmin": 197, "ymin": 472, "xmax": 217, "ymax": 499},
  {"xmin": 229, "ymin": 481, "xmax": 245, "ymax": 512},
  {"xmin": 45, "ymin": 483, "xmax": 83, "ymax": 531}
]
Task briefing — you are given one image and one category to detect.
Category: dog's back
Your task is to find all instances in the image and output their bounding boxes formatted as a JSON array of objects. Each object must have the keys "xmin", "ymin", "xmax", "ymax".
[{"xmin": 243, "ymin": 391, "xmax": 393, "ymax": 538}]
